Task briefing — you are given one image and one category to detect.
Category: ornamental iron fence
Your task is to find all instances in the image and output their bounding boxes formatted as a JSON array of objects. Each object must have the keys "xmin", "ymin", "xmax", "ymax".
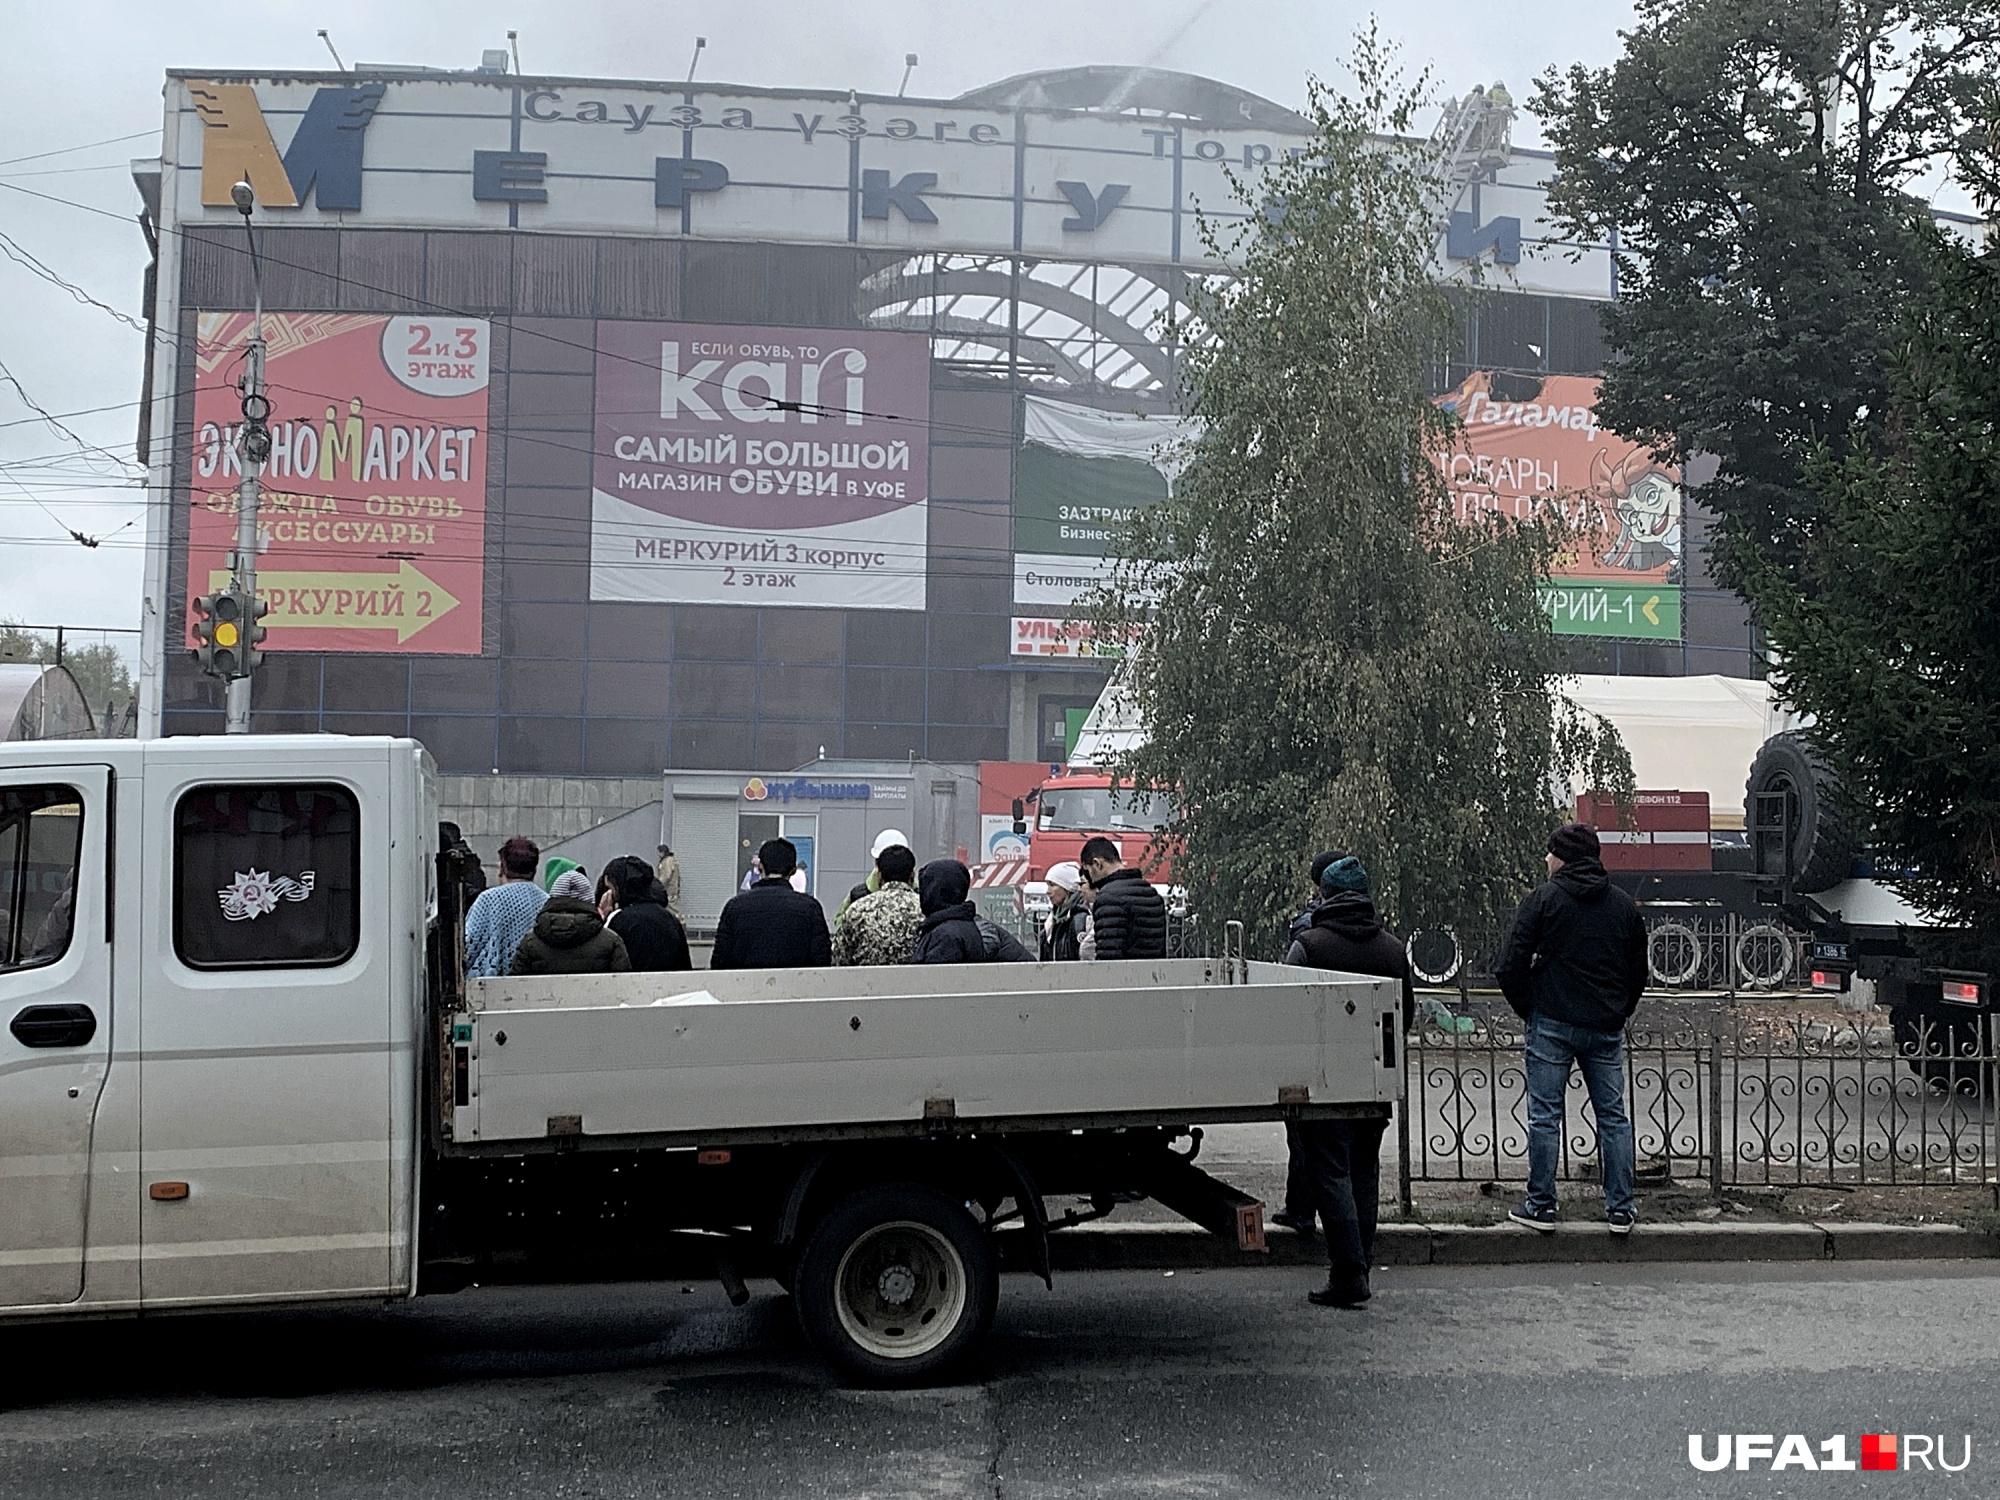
[{"xmin": 1400, "ymin": 999, "xmax": 2000, "ymax": 1206}]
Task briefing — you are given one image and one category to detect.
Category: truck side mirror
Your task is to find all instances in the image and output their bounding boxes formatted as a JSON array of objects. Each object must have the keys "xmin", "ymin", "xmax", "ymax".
[{"xmin": 1010, "ymin": 797, "xmax": 1026, "ymax": 836}]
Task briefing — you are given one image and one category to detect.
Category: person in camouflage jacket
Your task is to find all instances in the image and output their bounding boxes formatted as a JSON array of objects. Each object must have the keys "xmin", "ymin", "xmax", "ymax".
[{"xmin": 833, "ymin": 844, "xmax": 922, "ymax": 967}]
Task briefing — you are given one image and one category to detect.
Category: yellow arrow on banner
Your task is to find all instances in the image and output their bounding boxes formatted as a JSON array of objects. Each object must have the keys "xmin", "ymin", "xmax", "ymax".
[
  {"xmin": 1641, "ymin": 595, "xmax": 1661, "ymax": 627},
  {"xmin": 206, "ymin": 559, "xmax": 461, "ymax": 645}
]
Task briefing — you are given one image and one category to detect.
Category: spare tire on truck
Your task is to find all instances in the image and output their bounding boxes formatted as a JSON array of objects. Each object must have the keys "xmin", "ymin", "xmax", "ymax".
[{"xmin": 1744, "ymin": 731, "xmax": 1856, "ymax": 895}]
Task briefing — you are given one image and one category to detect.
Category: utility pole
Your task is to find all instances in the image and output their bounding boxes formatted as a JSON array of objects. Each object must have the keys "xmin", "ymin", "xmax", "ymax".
[{"xmin": 225, "ymin": 178, "xmax": 270, "ymax": 734}]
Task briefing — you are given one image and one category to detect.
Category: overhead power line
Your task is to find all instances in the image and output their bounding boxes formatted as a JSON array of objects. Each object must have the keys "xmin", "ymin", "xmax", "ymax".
[
  {"xmin": 0, "ymin": 228, "xmax": 147, "ymax": 332},
  {"xmin": 0, "ymin": 130, "xmax": 155, "ymax": 170}
]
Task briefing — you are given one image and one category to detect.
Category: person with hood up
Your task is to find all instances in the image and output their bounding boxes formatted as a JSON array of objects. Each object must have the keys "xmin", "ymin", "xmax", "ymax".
[
  {"xmin": 1494, "ymin": 822, "xmax": 1649, "ymax": 1237},
  {"xmin": 1039, "ymin": 862, "xmax": 1090, "ymax": 961},
  {"xmin": 1282, "ymin": 855, "xmax": 1414, "ymax": 1309},
  {"xmin": 603, "ymin": 855, "xmax": 693, "ymax": 973},
  {"xmin": 508, "ymin": 868, "xmax": 632, "ymax": 975},
  {"xmin": 909, "ymin": 859, "xmax": 1033, "ymax": 964}
]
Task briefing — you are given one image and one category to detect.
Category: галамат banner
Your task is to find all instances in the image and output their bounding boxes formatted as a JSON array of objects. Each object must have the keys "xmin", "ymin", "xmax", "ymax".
[{"xmin": 1439, "ymin": 371, "xmax": 1684, "ymax": 641}]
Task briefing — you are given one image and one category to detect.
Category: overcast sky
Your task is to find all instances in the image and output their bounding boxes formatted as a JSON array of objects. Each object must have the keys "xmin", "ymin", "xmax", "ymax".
[{"xmin": 0, "ymin": 0, "xmax": 1640, "ymax": 650}]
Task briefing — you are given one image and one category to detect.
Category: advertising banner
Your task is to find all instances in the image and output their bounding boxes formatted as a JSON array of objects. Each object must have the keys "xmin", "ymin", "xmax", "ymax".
[
  {"xmin": 1439, "ymin": 372, "xmax": 1684, "ymax": 640},
  {"xmin": 1012, "ymin": 395, "xmax": 1187, "ymax": 611},
  {"xmin": 185, "ymin": 311, "xmax": 489, "ymax": 654},
  {"xmin": 1010, "ymin": 617, "xmax": 1137, "ymax": 660},
  {"xmin": 590, "ymin": 321, "xmax": 931, "ymax": 610}
]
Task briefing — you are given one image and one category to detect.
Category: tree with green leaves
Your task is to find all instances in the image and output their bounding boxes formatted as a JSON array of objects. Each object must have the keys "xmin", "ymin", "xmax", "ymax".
[
  {"xmin": 1739, "ymin": 239, "xmax": 2000, "ymax": 962},
  {"xmin": 1087, "ymin": 37, "xmax": 1629, "ymax": 957},
  {"xmin": 1533, "ymin": 0, "xmax": 2000, "ymax": 594},
  {"xmin": 1536, "ymin": 0, "xmax": 2000, "ymax": 959}
]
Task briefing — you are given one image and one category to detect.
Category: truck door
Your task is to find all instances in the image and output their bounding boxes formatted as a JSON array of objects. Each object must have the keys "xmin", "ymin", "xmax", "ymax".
[
  {"xmin": 138, "ymin": 751, "xmax": 396, "ymax": 1307},
  {"xmin": 0, "ymin": 766, "xmax": 112, "ymax": 1309}
]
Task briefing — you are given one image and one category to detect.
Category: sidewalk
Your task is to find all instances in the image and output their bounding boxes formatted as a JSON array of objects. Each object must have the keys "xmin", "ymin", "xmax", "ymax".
[
  {"xmin": 1042, "ymin": 1218, "xmax": 2000, "ymax": 1271},
  {"xmin": 1047, "ymin": 1121, "xmax": 2000, "ymax": 1270}
]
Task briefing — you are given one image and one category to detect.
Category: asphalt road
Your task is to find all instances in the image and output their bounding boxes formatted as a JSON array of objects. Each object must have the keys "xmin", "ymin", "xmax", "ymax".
[{"xmin": 4, "ymin": 1261, "xmax": 1998, "ymax": 1498}]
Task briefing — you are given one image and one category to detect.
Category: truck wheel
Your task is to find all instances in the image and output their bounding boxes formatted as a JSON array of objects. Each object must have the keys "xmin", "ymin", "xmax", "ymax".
[
  {"xmin": 1745, "ymin": 732, "xmax": 1855, "ymax": 895},
  {"xmin": 795, "ymin": 1183, "xmax": 997, "ymax": 1387}
]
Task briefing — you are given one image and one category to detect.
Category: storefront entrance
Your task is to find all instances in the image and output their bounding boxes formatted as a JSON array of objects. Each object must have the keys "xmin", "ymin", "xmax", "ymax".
[{"xmin": 736, "ymin": 812, "xmax": 818, "ymax": 894}]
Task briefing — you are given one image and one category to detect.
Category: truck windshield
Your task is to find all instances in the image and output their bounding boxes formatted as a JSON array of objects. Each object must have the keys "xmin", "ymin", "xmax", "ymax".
[{"xmin": 1039, "ymin": 787, "xmax": 1177, "ymax": 833}]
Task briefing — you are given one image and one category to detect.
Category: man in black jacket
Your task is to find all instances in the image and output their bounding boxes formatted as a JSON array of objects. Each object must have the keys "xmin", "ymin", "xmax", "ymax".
[
  {"xmin": 1494, "ymin": 823, "xmax": 1649, "ymax": 1237},
  {"xmin": 1282, "ymin": 855, "xmax": 1413, "ymax": 1309},
  {"xmin": 910, "ymin": 859, "xmax": 1033, "ymax": 964},
  {"xmin": 603, "ymin": 855, "xmax": 693, "ymax": 973},
  {"xmin": 711, "ymin": 839, "xmax": 832, "ymax": 970},
  {"xmin": 1079, "ymin": 837, "xmax": 1167, "ymax": 960}
]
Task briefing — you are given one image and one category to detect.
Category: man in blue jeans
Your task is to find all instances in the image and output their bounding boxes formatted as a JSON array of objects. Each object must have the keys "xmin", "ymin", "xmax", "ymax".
[{"xmin": 1494, "ymin": 823, "xmax": 1650, "ymax": 1235}]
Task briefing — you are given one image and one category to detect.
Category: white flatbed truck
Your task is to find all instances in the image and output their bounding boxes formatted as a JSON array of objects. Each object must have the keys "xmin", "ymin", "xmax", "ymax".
[{"xmin": 0, "ymin": 736, "xmax": 1399, "ymax": 1384}]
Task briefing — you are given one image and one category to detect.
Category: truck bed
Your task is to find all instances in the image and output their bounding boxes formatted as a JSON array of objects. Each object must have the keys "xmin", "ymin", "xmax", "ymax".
[{"xmin": 451, "ymin": 959, "xmax": 1399, "ymax": 1150}]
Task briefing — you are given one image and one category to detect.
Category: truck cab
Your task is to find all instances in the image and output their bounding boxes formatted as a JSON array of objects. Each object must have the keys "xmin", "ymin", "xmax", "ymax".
[
  {"xmin": 0, "ymin": 734, "xmax": 432, "ymax": 1318},
  {"xmin": 1013, "ymin": 770, "xmax": 1182, "ymax": 934}
]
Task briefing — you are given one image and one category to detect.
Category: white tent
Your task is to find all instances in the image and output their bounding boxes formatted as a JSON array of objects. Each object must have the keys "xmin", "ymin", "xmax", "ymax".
[{"xmin": 1562, "ymin": 673, "xmax": 1782, "ymax": 823}]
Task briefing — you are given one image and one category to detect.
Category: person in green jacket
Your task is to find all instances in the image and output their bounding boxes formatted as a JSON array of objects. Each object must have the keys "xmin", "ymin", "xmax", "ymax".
[{"xmin": 509, "ymin": 869, "xmax": 631, "ymax": 975}]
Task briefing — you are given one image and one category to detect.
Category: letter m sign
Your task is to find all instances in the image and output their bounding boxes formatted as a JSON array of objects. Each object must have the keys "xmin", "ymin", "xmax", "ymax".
[{"xmin": 1446, "ymin": 211, "xmax": 1521, "ymax": 266}]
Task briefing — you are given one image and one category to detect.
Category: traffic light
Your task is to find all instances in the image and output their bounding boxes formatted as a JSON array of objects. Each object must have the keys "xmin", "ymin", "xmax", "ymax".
[
  {"xmin": 209, "ymin": 591, "xmax": 245, "ymax": 678},
  {"xmin": 239, "ymin": 590, "xmax": 270, "ymax": 675},
  {"xmin": 191, "ymin": 592, "xmax": 225, "ymax": 678},
  {"xmin": 189, "ymin": 589, "xmax": 265, "ymax": 680}
]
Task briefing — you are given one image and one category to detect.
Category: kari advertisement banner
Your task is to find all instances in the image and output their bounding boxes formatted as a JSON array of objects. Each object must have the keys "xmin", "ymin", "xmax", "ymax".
[
  {"xmin": 185, "ymin": 311, "xmax": 489, "ymax": 654},
  {"xmin": 1439, "ymin": 372, "xmax": 1684, "ymax": 641},
  {"xmin": 590, "ymin": 321, "xmax": 931, "ymax": 610}
]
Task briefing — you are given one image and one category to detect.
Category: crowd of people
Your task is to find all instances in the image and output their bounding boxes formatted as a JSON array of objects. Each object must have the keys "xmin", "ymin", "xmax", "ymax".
[
  {"xmin": 460, "ymin": 836, "xmax": 695, "ymax": 980},
  {"xmin": 455, "ymin": 817, "xmax": 1646, "ymax": 1318},
  {"xmin": 455, "ymin": 827, "xmax": 1172, "ymax": 982}
]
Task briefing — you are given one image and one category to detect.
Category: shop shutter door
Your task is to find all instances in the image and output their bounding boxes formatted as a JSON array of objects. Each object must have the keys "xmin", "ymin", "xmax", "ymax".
[{"xmin": 673, "ymin": 796, "xmax": 739, "ymax": 933}]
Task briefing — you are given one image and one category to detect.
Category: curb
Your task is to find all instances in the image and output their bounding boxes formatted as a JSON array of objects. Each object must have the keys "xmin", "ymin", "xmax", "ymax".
[{"xmin": 1037, "ymin": 1219, "xmax": 2000, "ymax": 1272}]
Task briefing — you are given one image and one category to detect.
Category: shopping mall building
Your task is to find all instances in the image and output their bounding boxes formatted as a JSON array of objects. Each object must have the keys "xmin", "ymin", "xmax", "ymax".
[{"xmin": 129, "ymin": 57, "xmax": 1759, "ymax": 916}]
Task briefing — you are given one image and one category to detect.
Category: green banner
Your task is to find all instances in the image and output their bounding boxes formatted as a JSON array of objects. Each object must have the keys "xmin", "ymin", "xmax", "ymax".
[
  {"xmin": 1541, "ymin": 583, "xmax": 1684, "ymax": 640},
  {"xmin": 1014, "ymin": 442, "xmax": 1166, "ymax": 556}
]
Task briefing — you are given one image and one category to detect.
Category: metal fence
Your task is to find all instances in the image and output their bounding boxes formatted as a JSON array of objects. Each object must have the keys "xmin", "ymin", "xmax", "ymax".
[{"xmin": 1402, "ymin": 998, "xmax": 2000, "ymax": 1205}]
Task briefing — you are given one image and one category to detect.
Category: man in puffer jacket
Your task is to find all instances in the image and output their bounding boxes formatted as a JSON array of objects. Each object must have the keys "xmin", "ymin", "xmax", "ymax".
[
  {"xmin": 1281, "ymin": 855, "xmax": 1413, "ymax": 1309},
  {"xmin": 909, "ymin": 859, "xmax": 1032, "ymax": 964},
  {"xmin": 1494, "ymin": 822, "xmax": 1649, "ymax": 1238},
  {"xmin": 509, "ymin": 869, "xmax": 632, "ymax": 975},
  {"xmin": 1079, "ymin": 837, "xmax": 1167, "ymax": 959}
]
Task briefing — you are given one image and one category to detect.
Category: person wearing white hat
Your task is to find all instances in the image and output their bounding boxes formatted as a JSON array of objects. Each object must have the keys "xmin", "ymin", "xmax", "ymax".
[
  {"xmin": 1040, "ymin": 860, "xmax": 1090, "ymax": 961},
  {"xmin": 839, "ymin": 829, "xmax": 913, "ymax": 919}
]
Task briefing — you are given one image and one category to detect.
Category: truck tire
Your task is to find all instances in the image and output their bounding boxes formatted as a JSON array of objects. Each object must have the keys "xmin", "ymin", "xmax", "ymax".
[
  {"xmin": 795, "ymin": 1182, "xmax": 997, "ymax": 1388},
  {"xmin": 1744, "ymin": 731, "xmax": 1855, "ymax": 895}
]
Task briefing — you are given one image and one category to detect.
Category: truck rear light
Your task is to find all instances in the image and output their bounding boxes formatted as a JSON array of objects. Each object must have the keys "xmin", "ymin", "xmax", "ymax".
[
  {"xmin": 698, "ymin": 1148, "xmax": 731, "ymax": 1165},
  {"xmin": 1810, "ymin": 969, "xmax": 1851, "ymax": 993},
  {"xmin": 1943, "ymin": 979, "xmax": 1984, "ymax": 1006}
]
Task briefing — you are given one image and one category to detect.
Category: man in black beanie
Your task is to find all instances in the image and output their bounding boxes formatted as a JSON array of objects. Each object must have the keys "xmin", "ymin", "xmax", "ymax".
[{"xmin": 1494, "ymin": 821, "xmax": 1649, "ymax": 1236}]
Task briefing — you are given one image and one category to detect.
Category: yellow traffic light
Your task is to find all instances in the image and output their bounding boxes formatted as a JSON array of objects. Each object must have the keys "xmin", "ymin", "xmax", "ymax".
[{"xmin": 216, "ymin": 621, "xmax": 240, "ymax": 647}]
